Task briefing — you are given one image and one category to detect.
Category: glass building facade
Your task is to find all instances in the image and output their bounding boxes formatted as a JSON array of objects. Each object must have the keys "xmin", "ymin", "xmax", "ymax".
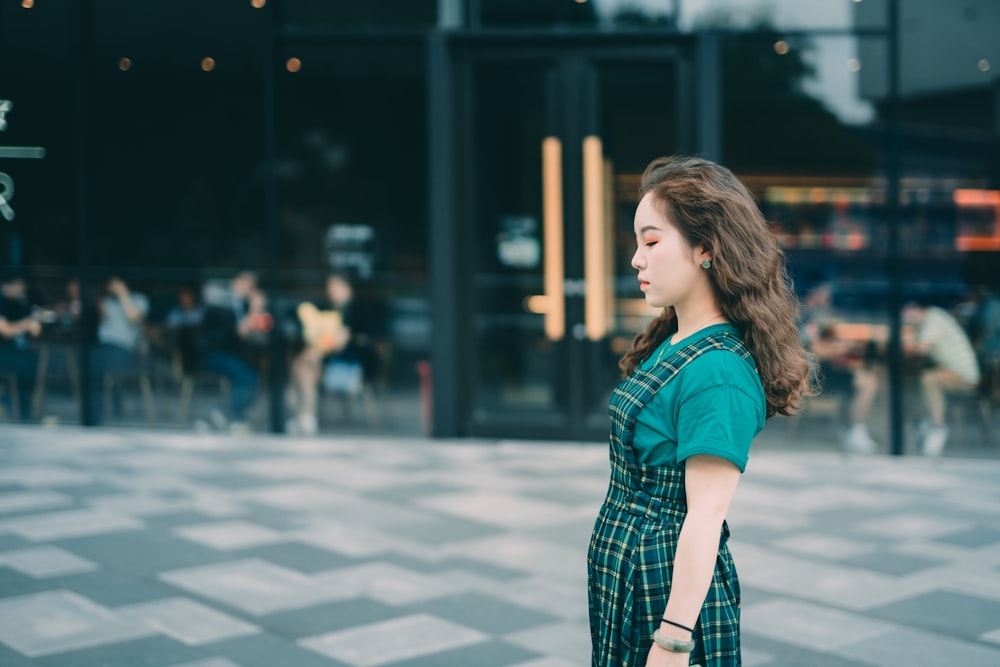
[{"xmin": 0, "ymin": 0, "xmax": 997, "ymax": 455}]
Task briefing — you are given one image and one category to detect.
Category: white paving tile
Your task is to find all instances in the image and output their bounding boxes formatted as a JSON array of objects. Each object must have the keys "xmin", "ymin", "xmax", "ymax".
[
  {"xmin": 505, "ymin": 622, "xmax": 591, "ymax": 666},
  {"xmin": 312, "ymin": 561, "xmax": 468, "ymax": 605},
  {"xmin": 0, "ymin": 466, "xmax": 94, "ymax": 487},
  {"xmin": 118, "ymin": 597, "xmax": 258, "ymax": 645},
  {"xmin": 299, "ymin": 613, "xmax": 487, "ymax": 667},
  {"xmin": 443, "ymin": 534, "xmax": 585, "ymax": 578},
  {"xmin": 0, "ymin": 508, "xmax": 143, "ymax": 541},
  {"xmin": 506, "ymin": 659, "xmax": 579, "ymax": 667},
  {"xmin": 0, "ymin": 490, "xmax": 74, "ymax": 514},
  {"xmin": 742, "ymin": 598, "xmax": 897, "ymax": 651},
  {"xmin": 841, "ymin": 627, "xmax": 1000, "ymax": 667},
  {"xmin": 160, "ymin": 558, "xmax": 356, "ymax": 616},
  {"xmin": 855, "ymin": 512, "xmax": 975, "ymax": 540},
  {"xmin": 0, "ymin": 546, "xmax": 98, "ymax": 577},
  {"xmin": 173, "ymin": 520, "xmax": 285, "ymax": 550},
  {"xmin": 88, "ymin": 493, "xmax": 196, "ymax": 517},
  {"xmin": 732, "ymin": 542, "xmax": 932, "ymax": 610},
  {"xmin": 417, "ymin": 491, "xmax": 587, "ymax": 528},
  {"xmin": 294, "ymin": 520, "xmax": 398, "ymax": 557},
  {"xmin": 0, "ymin": 590, "xmax": 155, "ymax": 657},
  {"xmin": 166, "ymin": 658, "xmax": 245, "ymax": 667}
]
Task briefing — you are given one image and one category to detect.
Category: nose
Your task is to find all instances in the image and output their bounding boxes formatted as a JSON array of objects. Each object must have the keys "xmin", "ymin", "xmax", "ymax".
[{"xmin": 631, "ymin": 247, "xmax": 644, "ymax": 270}]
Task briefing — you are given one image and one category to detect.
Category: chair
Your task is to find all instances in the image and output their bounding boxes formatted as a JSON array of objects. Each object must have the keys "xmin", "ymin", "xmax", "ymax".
[
  {"xmin": 0, "ymin": 371, "xmax": 20, "ymax": 421},
  {"xmin": 101, "ymin": 347, "xmax": 158, "ymax": 423},
  {"xmin": 173, "ymin": 351, "xmax": 231, "ymax": 425}
]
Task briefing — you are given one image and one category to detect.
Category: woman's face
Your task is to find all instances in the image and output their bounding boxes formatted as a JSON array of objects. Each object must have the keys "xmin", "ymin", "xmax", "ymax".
[
  {"xmin": 327, "ymin": 277, "xmax": 352, "ymax": 306},
  {"xmin": 631, "ymin": 193, "xmax": 708, "ymax": 310}
]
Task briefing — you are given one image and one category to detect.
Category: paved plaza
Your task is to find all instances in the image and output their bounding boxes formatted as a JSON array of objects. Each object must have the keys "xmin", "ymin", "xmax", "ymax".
[{"xmin": 1, "ymin": 425, "xmax": 999, "ymax": 666}]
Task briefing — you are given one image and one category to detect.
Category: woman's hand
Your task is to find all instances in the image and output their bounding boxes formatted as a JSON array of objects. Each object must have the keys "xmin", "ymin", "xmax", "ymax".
[{"xmin": 644, "ymin": 643, "xmax": 692, "ymax": 667}]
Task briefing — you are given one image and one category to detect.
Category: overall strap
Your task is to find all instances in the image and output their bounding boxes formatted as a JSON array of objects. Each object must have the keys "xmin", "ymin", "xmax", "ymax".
[{"xmin": 612, "ymin": 332, "xmax": 752, "ymax": 476}]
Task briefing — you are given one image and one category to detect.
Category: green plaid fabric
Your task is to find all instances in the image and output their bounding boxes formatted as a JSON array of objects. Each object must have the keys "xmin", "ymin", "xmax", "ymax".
[{"xmin": 588, "ymin": 332, "xmax": 753, "ymax": 667}]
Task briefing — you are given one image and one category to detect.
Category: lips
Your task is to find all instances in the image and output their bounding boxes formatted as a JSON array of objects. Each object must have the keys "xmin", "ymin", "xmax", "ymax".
[{"xmin": 639, "ymin": 280, "xmax": 649, "ymax": 290}]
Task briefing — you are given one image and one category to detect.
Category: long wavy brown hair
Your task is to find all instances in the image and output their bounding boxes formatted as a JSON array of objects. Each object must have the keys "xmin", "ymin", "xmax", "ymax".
[{"xmin": 619, "ymin": 155, "xmax": 814, "ymax": 418}]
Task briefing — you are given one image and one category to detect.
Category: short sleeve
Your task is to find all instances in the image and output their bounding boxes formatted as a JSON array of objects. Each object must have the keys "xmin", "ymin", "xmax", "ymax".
[{"xmin": 675, "ymin": 382, "xmax": 762, "ymax": 473}]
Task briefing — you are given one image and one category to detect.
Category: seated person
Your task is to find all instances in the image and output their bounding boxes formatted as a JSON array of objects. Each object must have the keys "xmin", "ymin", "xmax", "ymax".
[
  {"xmin": 89, "ymin": 276, "xmax": 150, "ymax": 422},
  {"xmin": 0, "ymin": 272, "xmax": 41, "ymax": 421},
  {"xmin": 903, "ymin": 301, "xmax": 981, "ymax": 456},
  {"xmin": 800, "ymin": 283, "xmax": 880, "ymax": 453},
  {"xmin": 197, "ymin": 271, "xmax": 264, "ymax": 431}
]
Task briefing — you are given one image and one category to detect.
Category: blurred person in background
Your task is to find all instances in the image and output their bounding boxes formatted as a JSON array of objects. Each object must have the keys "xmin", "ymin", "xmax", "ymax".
[
  {"xmin": 903, "ymin": 301, "xmax": 981, "ymax": 456},
  {"xmin": 0, "ymin": 271, "xmax": 41, "ymax": 421},
  {"xmin": 198, "ymin": 271, "xmax": 266, "ymax": 432},
  {"xmin": 89, "ymin": 276, "xmax": 150, "ymax": 422},
  {"xmin": 287, "ymin": 273, "xmax": 357, "ymax": 435},
  {"xmin": 799, "ymin": 282, "xmax": 881, "ymax": 454}
]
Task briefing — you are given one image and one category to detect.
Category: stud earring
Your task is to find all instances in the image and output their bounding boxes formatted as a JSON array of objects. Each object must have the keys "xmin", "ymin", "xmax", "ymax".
[{"xmin": 701, "ymin": 259, "xmax": 712, "ymax": 269}]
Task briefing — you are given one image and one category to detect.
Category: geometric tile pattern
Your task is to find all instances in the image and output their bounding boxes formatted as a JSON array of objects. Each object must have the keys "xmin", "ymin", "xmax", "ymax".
[{"xmin": 0, "ymin": 425, "xmax": 999, "ymax": 666}]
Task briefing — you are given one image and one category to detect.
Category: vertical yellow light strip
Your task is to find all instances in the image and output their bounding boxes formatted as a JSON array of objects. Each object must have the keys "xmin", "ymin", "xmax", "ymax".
[
  {"xmin": 542, "ymin": 137, "xmax": 565, "ymax": 340},
  {"xmin": 583, "ymin": 136, "xmax": 607, "ymax": 340}
]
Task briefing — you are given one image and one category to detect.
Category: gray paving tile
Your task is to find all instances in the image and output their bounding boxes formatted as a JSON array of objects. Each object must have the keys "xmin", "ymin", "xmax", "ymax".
[
  {"xmin": 868, "ymin": 591, "xmax": 1000, "ymax": 641},
  {"xmin": 54, "ymin": 529, "xmax": 232, "ymax": 576},
  {"xmin": 386, "ymin": 515, "xmax": 501, "ymax": 545},
  {"xmin": 201, "ymin": 631, "xmax": 353, "ymax": 667},
  {"xmin": 0, "ymin": 643, "xmax": 38, "ymax": 666},
  {"xmin": 839, "ymin": 549, "xmax": 947, "ymax": 576},
  {"xmin": 840, "ymin": 627, "xmax": 1000, "ymax": 667},
  {"xmin": 742, "ymin": 598, "xmax": 897, "ymax": 652},
  {"xmin": 0, "ymin": 565, "xmax": 59, "ymax": 598},
  {"xmin": 259, "ymin": 598, "xmax": 400, "ymax": 639},
  {"xmin": 936, "ymin": 525, "xmax": 1000, "ymax": 548},
  {"xmin": 234, "ymin": 542, "xmax": 361, "ymax": 574},
  {"xmin": 52, "ymin": 569, "xmax": 182, "ymax": 607},
  {"xmin": 740, "ymin": 636, "xmax": 877, "ymax": 667},
  {"xmin": 402, "ymin": 592, "xmax": 561, "ymax": 635},
  {"xmin": 381, "ymin": 640, "xmax": 540, "ymax": 667},
  {"xmin": 34, "ymin": 635, "xmax": 200, "ymax": 667}
]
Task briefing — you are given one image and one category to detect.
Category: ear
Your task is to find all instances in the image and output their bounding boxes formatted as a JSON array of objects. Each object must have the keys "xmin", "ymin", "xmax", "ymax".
[{"xmin": 694, "ymin": 244, "xmax": 712, "ymax": 263}]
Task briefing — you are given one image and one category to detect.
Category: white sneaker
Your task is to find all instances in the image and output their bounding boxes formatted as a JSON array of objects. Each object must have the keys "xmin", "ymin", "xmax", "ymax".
[
  {"xmin": 843, "ymin": 424, "xmax": 878, "ymax": 454},
  {"xmin": 209, "ymin": 408, "xmax": 230, "ymax": 431},
  {"xmin": 286, "ymin": 415, "xmax": 317, "ymax": 436},
  {"xmin": 921, "ymin": 425, "xmax": 949, "ymax": 457}
]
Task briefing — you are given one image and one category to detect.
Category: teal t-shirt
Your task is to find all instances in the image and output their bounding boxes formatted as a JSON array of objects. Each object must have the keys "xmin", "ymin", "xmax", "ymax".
[{"xmin": 632, "ymin": 323, "xmax": 765, "ymax": 472}]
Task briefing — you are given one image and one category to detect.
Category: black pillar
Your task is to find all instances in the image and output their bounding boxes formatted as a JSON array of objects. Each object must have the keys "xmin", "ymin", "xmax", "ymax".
[
  {"xmin": 886, "ymin": 0, "xmax": 904, "ymax": 455},
  {"xmin": 262, "ymin": 0, "xmax": 286, "ymax": 433},
  {"xmin": 74, "ymin": 0, "xmax": 95, "ymax": 427},
  {"xmin": 427, "ymin": 33, "xmax": 461, "ymax": 437}
]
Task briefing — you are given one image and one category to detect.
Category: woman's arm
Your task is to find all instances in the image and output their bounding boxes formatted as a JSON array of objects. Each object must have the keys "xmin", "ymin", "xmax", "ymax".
[{"xmin": 646, "ymin": 454, "xmax": 742, "ymax": 667}]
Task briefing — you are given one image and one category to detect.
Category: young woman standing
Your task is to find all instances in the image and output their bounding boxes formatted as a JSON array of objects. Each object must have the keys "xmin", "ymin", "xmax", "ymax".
[{"xmin": 588, "ymin": 156, "xmax": 813, "ymax": 667}]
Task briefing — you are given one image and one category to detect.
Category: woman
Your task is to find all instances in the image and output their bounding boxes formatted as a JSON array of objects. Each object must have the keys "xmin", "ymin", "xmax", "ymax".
[
  {"xmin": 287, "ymin": 273, "xmax": 355, "ymax": 435},
  {"xmin": 588, "ymin": 156, "xmax": 813, "ymax": 667}
]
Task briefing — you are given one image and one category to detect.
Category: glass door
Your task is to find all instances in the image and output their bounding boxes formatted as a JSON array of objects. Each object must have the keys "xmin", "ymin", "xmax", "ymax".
[{"xmin": 455, "ymin": 41, "xmax": 691, "ymax": 439}]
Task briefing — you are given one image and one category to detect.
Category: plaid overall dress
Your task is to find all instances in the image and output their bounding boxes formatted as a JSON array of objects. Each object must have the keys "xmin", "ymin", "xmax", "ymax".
[{"xmin": 588, "ymin": 332, "xmax": 752, "ymax": 667}]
